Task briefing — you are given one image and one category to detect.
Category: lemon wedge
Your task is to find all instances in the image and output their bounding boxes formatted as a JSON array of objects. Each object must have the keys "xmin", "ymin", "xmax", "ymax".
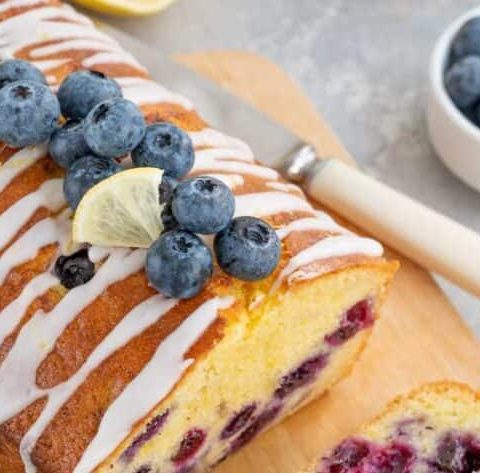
[
  {"xmin": 73, "ymin": 168, "xmax": 165, "ymax": 248},
  {"xmin": 73, "ymin": 0, "xmax": 176, "ymax": 16}
]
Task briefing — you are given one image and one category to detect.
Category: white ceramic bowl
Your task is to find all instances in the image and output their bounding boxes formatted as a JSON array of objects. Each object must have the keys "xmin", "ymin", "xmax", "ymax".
[{"xmin": 427, "ymin": 6, "xmax": 480, "ymax": 192}]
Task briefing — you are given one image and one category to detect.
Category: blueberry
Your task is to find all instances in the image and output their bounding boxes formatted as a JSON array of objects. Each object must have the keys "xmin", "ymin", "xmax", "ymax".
[
  {"xmin": 63, "ymin": 154, "xmax": 121, "ymax": 209},
  {"xmin": 328, "ymin": 438, "xmax": 371, "ymax": 469},
  {"xmin": 159, "ymin": 174, "xmax": 178, "ymax": 205},
  {"xmin": 221, "ymin": 404, "xmax": 257, "ymax": 440},
  {"xmin": 451, "ymin": 18, "xmax": 480, "ymax": 61},
  {"xmin": 445, "ymin": 56, "xmax": 480, "ymax": 109},
  {"xmin": 132, "ymin": 123, "xmax": 195, "ymax": 179},
  {"xmin": 161, "ymin": 202, "xmax": 180, "ymax": 233},
  {"xmin": 0, "ymin": 80, "xmax": 60, "ymax": 147},
  {"xmin": 0, "ymin": 59, "xmax": 47, "ymax": 88},
  {"xmin": 325, "ymin": 299, "xmax": 374, "ymax": 346},
  {"xmin": 158, "ymin": 173, "xmax": 179, "ymax": 232},
  {"xmin": 146, "ymin": 230, "xmax": 213, "ymax": 299},
  {"xmin": 48, "ymin": 119, "xmax": 91, "ymax": 168},
  {"xmin": 57, "ymin": 70, "xmax": 122, "ymax": 120},
  {"xmin": 214, "ymin": 216, "xmax": 280, "ymax": 281},
  {"xmin": 54, "ymin": 249, "xmax": 95, "ymax": 289},
  {"xmin": 230, "ymin": 404, "xmax": 282, "ymax": 453},
  {"xmin": 171, "ymin": 428, "xmax": 206, "ymax": 464},
  {"xmin": 171, "ymin": 176, "xmax": 235, "ymax": 234},
  {"xmin": 274, "ymin": 353, "xmax": 328, "ymax": 399},
  {"xmin": 122, "ymin": 411, "xmax": 169, "ymax": 461},
  {"xmin": 84, "ymin": 98, "xmax": 146, "ymax": 159}
]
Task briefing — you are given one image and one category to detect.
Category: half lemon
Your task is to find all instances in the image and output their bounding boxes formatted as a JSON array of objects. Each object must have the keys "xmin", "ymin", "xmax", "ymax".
[
  {"xmin": 73, "ymin": 0, "xmax": 176, "ymax": 16},
  {"xmin": 73, "ymin": 168, "xmax": 165, "ymax": 248}
]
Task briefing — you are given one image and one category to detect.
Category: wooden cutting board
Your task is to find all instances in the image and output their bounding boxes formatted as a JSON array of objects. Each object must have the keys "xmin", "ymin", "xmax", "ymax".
[{"xmin": 176, "ymin": 51, "xmax": 480, "ymax": 473}]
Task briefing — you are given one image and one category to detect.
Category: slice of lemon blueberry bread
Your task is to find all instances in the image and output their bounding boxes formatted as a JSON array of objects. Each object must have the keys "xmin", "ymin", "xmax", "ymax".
[
  {"xmin": 313, "ymin": 382, "xmax": 480, "ymax": 473},
  {"xmin": 0, "ymin": 1, "xmax": 397, "ymax": 472}
]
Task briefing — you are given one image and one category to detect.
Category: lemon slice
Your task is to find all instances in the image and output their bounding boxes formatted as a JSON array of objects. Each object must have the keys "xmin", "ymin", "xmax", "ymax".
[
  {"xmin": 73, "ymin": 168, "xmax": 165, "ymax": 248},
  {"xmin": 73, "ymin": 0, "xmax": 176, "ymax": 16}
]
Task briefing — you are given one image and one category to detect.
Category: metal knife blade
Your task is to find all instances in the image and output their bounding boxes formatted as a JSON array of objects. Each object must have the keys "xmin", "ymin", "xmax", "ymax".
[{"xmin": 101, "ymin": 23, "xmax": 308, "ymax": 174}]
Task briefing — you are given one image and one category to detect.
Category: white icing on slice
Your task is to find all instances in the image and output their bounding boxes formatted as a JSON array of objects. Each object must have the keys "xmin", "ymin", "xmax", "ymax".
[
  {"xmin": 0, "ymin": 144, "xmax": 47, "ymax": 194},
  {"xmin": 0, "ymin": 212, "xmax": 70, "ymax": 284},
  {"xmin": 0, "ymin": 273, "xmax": 58, "ymax": 346},
  {"xmin": 0, "ymin": 249, "xmax": 145, "ymax": 424},
  {"xmin": 73, "ymin": 296, "xmax": 234, "ymax": 473},
  {"xmin": 0, "ymin": 179, "xmax": 65, "ymax": 250},
  {"xmin": 276, "ymin": 216, "xmax": 349, "ymax": 240},
  {"xmin": 235, "ymin": 192, "xmax": 313, "ymax": 218},
  {"xmin": 20, "ymin": 295, "xmax": 178, "ymax": 473},
  {"xmin": 116, "ymin": 77, "xmax": 192, "ymax": 109},
  {"xmin": 272, "ymin": 234, "xmax": 384, "ymax": 292}
]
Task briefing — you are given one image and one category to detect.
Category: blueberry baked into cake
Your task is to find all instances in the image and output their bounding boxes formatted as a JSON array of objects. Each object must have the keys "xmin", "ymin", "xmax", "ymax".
[
  {"xmin": 312, "ymin": 382, "xmax": 480, "ymax": 473},
  {"xmin": 0, "ymin": 1, "xmax": 397, "ymax": 472}
]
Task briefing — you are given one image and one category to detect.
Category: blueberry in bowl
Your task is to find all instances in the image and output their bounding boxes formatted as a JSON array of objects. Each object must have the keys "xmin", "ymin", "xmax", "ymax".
[{"xmin": 427, "ymin": 7, "xmax": 480, "ymax": 192}]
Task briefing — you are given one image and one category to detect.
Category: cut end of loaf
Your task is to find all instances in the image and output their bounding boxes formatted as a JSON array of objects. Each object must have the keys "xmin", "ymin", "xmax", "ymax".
[{"xmin": 97, "ymin": 261, "xmax": 396, "ymax": 473}]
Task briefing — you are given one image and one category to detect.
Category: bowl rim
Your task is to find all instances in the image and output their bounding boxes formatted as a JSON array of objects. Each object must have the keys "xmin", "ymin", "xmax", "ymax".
[{"xmin": 430, "ymin": 5, "xmax": 480, "ymax": 140}]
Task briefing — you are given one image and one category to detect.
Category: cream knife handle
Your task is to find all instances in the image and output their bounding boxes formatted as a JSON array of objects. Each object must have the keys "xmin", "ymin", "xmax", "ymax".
[{"xmin": 306, "ymin": 159, "xmax": 480, "ymax": 298}]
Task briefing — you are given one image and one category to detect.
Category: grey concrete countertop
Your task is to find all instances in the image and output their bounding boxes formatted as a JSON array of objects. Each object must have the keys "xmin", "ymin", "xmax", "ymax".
[{"xmin": 96, "ymin": 0, "xmax": 479, "ymax": 335}]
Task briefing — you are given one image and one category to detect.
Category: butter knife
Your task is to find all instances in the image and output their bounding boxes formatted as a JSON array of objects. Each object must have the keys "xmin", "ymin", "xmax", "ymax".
[{"xmin": 102, "ymin": 24, "xmax": 480, "ymax": 298}]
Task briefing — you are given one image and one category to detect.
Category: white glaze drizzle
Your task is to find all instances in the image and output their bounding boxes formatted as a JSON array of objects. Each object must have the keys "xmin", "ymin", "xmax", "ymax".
[
  {"xmin": 0, "ymin": 5, "xmax": 385, "ymax": 471},
  {"xmin": 0, "ymin": 273, "xmax": 57, "ymax": 346},
  {"xmin": 0, "ymin": 143, "xmax": 47, "ymax": 193},
  {"xmin": 0, "ymin": 210, "xmax": 70, "ymax": 284},
  {"xmin": 0, "ymin": 0, "xmax": 49, "ymax": 14},
  {"xmin": 235, "ymin": 191, "xmax": 314, "ymax": 218},
  {"xmin": 0, "ymin": 248, "xmax": 145, "ymax": 424},
  {"xmin": 266, "ymin": 180, "xmax": 303, "ymax": 194},
  {"xmin": 0, "ymin": 179, "xmax": 64, "ymax": 250},
  {"xmin": 116, "ymin": 77, "xmax": 192, "ymax": 109},
  {"xmin": 73, "ymin": 296, "xmax": 234, "ymax": 473},
  {"xmin": 30, "ymin": 38, "xmax": 119, "ymax": 58},
  {"xmin": 192, "ymin": 154, "xmax": 279, "ymax": 180},
  {"xmin": 207, "ymin": 173, "xmax": 245, "ymax": 189},
  {"xmin": 20, "ymin": 294, "xmax": 178, "ymax": 473},
  {"xmin": 276, "ymin": 216, "xmax": 349, "ymax": 240},
  {"xmin": 189, "ymin": 129, "xmax": 254, "ymax": 159},
  {"xmin": 272, "ymin": 235, "xmax": 384, "ymax": 292}
]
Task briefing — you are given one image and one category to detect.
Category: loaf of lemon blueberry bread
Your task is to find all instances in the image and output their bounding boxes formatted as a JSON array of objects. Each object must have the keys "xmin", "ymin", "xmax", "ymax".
[
  {"xmin": 312, "ymin": 382, "xmax": 480, "ymax": 473},
  {"xmin": 0, "ymin": 1, "xmax": 397, "ymax": 472}
]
